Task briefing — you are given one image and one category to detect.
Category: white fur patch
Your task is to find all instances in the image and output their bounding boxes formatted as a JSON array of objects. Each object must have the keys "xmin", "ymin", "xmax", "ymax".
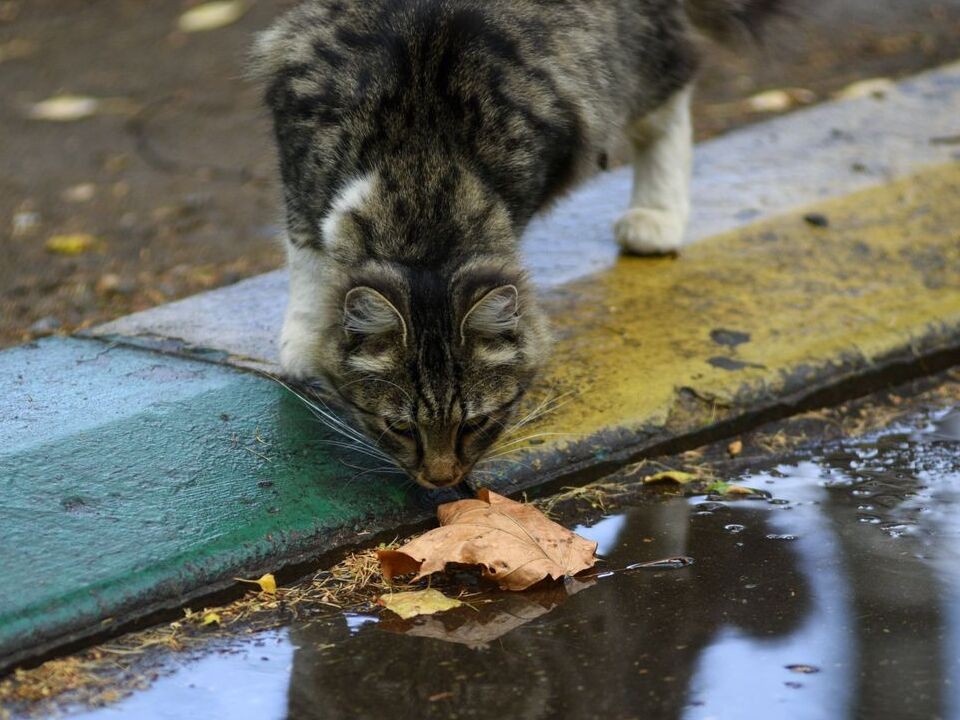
[
  {"xmin": 476, "ymin": 345, "xmax": 521, "ymax": 367},
  {"xmin": 320, "ymin": 174, "xmax": 375, "ymax": 251},
  {"xmin": 280, "ymin": 243, "xmax": 328, "ymax": 379},
  {"xmin": 346, "ymin": 351, "xmax": 395, "ymax": 375}
]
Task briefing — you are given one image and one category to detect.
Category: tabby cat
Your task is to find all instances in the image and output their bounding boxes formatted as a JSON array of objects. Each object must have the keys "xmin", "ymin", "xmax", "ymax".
[{"xmin": 253, "ymin": 0, "xmax": 781, "ymax": 488}]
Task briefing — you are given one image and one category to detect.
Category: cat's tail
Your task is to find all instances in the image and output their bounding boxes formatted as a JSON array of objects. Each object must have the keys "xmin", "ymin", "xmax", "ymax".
[{"xmin": 686, "ymin": 0, "xmax": 786, "ymax": 43}]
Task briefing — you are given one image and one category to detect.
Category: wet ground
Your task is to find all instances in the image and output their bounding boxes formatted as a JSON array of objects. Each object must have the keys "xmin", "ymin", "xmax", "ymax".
[
  {"xmin": 26, "ymin": 401, "xmax": 956, "ymax": 720},
  {"xmin": 3, "ymin": 0, "xmax": 960, "ymax": 346}
]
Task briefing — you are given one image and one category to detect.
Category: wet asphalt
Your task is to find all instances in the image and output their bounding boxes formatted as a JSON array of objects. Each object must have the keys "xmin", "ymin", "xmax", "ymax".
[{"xmin": 57, "ymin": 405, "xmax": 960, "ymax": 720}]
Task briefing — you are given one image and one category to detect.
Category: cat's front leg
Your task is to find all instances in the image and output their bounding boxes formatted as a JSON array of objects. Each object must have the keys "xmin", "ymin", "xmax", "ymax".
[
  {"xmin": 614, "ymin": 84, "xmax": 693, "ymax": 255},
  {"xmin": 279, "ymin": 242, "xmax": 328, "ymax": 380}
]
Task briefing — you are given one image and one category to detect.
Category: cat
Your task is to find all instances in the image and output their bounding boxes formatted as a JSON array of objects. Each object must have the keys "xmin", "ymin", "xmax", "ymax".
[{"xmin": 252, "ymin": 0, "xmax": 782, "ymax": 489}]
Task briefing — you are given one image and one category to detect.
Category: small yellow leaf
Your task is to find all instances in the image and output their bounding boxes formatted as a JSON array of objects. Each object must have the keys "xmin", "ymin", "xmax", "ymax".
[
  {"xmin": 643, "ymin": 471, "xmax": 698, "ymax": 485},
  {"xmin": 235, "ymin": 572, "xmax": 277, "ymax": 594},
  {"xmin": 45, "ymin": 233, "xmax": 98, "ymax": 255},
  {"xmin": 202, "ymin": 612, "xmax": 221, "ymax": 626},
  {"xmin": 728, "ymin": 440, "xmax": 743, "ymax": 457},
  {"xmin": 29, "ymin": 95, "xmax": 101, "ymax": 121},
  {"xmin": 725, "ymin": 484, "xmax": 756, "ymax": 496},
  {"xmin": 378, "ymin": 589, "xmax": 463, "ymax": 620},
  {"xmin": 178, "ymin": 1, "xmax": 247, "ymax": 33},
  {"xmin": 256, "ymin": 573, "xmax": 277, "ymax": 593}
]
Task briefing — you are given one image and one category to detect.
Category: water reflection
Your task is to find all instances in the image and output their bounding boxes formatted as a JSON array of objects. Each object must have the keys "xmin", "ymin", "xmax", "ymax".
[
  {"xmin": 72, "ymin": 416, "xmax": 960, "ymax": 720},
  {"xmin": 287, "ymin": 497, "xmax": 813, "ymax": 720}
]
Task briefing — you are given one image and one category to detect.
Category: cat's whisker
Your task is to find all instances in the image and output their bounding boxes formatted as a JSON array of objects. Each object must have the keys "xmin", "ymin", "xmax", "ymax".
[
  {"xmin": 508, "ymin": 393, "xmax": 567, "ymax": 430},
  {"xmin": 345, "ymin": 465, "xmax": 407, "ymax": 482},
  {"xmin": 314, "ymin": 432, "xmax": 394, "ymax": 462},
  {"xmin": 264, "ymin": 374, "xmax": 358, "ymax": 434},
  {"xmin": 302, "ymin": 396, "xmax": 372, "ymax": 444},
  {"xmin": 476, "ymin": 455, "xmax": 535, "ymax": 472},
  {"xmin": 490, "ymin": 431, "xmax": 572, "ymax": 451},
  {"xmin": 281, "ymin": 384, "xmax": 395, "ymax": 462},
  {"xmin": 500, "ymin": 391, "xmax": 577, "ymax": 439},
  {"xmin": 303, "ymin": 409, "xmax": 388, "ymax": 455}
]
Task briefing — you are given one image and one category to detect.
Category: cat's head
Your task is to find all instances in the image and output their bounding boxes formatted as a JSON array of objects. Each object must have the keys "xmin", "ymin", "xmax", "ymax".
[
  {"xmin": 297, "ymin": 169, "xmax": 550, "ymax": 489},
  {"xmin": 321, "ymin": 260, "xmax": 548, "ymax": 488}
]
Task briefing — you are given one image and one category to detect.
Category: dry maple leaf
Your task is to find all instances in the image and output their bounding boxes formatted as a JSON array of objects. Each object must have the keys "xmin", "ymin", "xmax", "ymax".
[{"xmin": 378, "ymin": 489, "xmax": 597, "ymax": 591}]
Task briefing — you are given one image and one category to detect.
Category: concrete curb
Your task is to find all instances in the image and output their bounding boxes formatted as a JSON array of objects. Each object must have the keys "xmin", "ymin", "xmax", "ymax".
[{"xmin": 90, "ymin": 62, "xmax": 960, "ymax": 372}]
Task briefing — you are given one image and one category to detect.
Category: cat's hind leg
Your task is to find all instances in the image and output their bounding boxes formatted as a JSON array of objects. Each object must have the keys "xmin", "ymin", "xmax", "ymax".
[{"xmin": 614, "ymin": 84, "xmax": 693, "ymax": 255}]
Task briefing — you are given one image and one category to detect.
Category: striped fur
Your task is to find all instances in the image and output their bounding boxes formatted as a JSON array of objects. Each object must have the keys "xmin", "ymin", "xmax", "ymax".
[{"xmin": 254, "ymin": 0, "xmax": 780, "ymax": 487}]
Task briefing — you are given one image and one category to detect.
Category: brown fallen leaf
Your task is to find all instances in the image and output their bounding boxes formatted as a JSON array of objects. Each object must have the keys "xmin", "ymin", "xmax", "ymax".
[
  {"xmin": 643, "ymin": 470, "xmax": 698, "ymax": 485},
  {"xmin": 378, "ymin": 489, "xmax": 597, "ymax": 591},
  {"xmin": 378, "ymin": 589, "xmax": 463, "ymax": 619},
  {"xmin": 728, "ymin": 440, "xmax": 743, "ymax": 457}
]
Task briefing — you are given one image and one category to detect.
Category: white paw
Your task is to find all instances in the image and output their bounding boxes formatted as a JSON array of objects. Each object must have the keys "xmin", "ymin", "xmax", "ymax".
[
  {"xmin": 279, "ymin": 316, "xmax": 323, "ymax": 380},
  {"xmin": 614, "ymin": 207, "xmax": 688, "ymax": 255}
]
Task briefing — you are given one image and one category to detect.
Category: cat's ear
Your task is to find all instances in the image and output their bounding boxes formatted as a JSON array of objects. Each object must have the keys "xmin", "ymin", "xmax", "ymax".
[
  {"xmin": 460, "ymin": 285, "xmax": 520, "ymax": 345},
  {"xmin": 343, "ymin": 287, "xmax": 407, "ymax": 346}
]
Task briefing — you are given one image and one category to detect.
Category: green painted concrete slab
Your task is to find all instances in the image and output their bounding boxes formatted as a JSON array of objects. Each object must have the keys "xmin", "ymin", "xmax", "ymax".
[{"xmin": 0, "ymin": 338, "xmax": 417, "ymax": 669}]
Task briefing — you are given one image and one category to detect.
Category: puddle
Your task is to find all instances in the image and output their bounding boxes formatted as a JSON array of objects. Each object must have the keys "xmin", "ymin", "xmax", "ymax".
[{"xmin": 66, "ymin": 407, "xmax": 960, "ymax": 720}]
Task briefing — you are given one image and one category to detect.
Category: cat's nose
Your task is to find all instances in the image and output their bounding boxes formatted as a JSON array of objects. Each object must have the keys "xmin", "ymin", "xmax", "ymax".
[{"xmin": 420, "ymin": 457, "xmax": 464, "ymax": 488}]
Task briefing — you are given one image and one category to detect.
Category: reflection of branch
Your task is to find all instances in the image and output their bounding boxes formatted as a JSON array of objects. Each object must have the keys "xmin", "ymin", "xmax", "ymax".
[{"xmin": 379, "ymin": 579, "xmax": 594, "ymax": 649}]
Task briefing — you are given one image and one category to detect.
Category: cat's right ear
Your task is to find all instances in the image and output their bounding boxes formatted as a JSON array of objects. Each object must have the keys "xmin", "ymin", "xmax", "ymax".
[
  {"xmin": 460, "ymin": 285, "xmax": 520, "ymax": 345},
  {"xmin": 343, "ymin": 287, "xmax": 408, "ymax": 346}
]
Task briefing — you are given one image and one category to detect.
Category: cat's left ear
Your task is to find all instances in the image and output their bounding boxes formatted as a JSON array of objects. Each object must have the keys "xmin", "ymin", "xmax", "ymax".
[
  {"xmin": 343, "ymin": 286, "xmax": 408, "ymax": 346},
  {"xmin": 460, "ymin": 285, "xmax": 520, "ymax": 345}
]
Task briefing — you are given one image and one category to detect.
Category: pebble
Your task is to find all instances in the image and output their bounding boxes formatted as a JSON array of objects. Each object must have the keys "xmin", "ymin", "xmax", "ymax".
[
  {"xmin": 12, "ymin": 210, "xmax": 40, "ymax": 237},
  {"xmin": 63, "ymin": 183, "xmax": 97, "ymax": 203},
  {"xmin": 28, "ymin": 316, "xmax": 61, "ymax": 336},
  {"xmin": 95, "ymin": 273, "xmax": 136, "ymax": 296}
]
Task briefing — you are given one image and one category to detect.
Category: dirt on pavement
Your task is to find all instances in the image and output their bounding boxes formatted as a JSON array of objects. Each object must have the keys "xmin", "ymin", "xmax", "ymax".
[{"xmin": 2, "ymin": 0, "xmax": 960, "ymax": 348}]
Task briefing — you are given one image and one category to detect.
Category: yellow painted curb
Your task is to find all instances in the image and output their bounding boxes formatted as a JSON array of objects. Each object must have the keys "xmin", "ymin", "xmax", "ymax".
[{"xmin": 506, "ymin": 163, "xmax": 960, "ymax": 471}]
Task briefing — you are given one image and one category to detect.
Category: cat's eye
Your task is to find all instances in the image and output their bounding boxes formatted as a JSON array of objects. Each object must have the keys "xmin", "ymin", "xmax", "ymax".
[
  {"xmin": 387, "ymin": 420, "xmax": 416, "ymax": 439},
  {"xmin": 460, "ymin": 415, "xmax": 490, "ymax": 436}
]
